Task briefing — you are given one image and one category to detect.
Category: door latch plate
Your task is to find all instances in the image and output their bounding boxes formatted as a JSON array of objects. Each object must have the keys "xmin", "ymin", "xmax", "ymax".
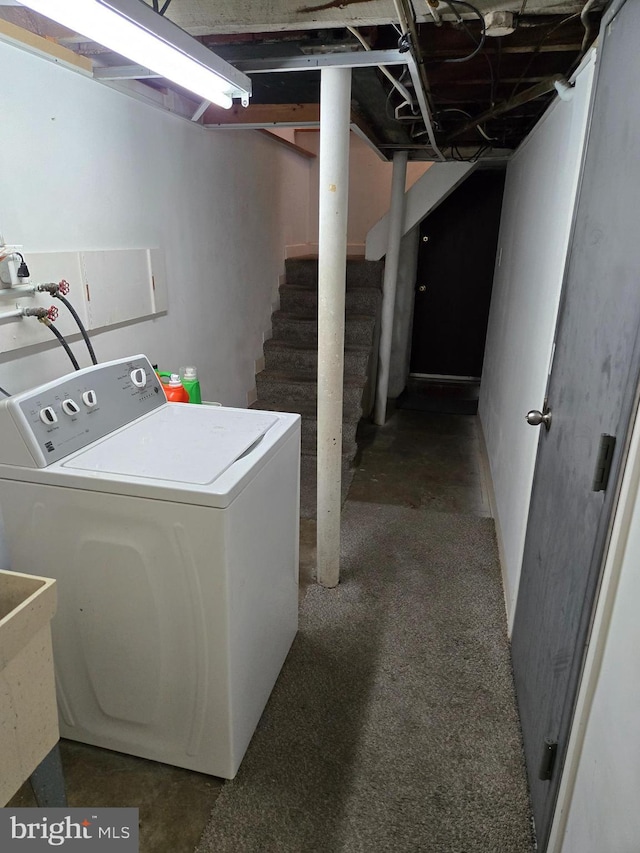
[
  {"xmin": 592, "ymin": 434, "xmax": 616, "ymax": 492},
  {"xmin": 538, "ymin": 738, "xmax": 558, "ymax": 781}
]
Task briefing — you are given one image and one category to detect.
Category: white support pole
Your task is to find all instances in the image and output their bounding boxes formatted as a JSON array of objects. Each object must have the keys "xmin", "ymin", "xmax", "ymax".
[
  {"xmin": 374, "ymin": 150, "xmax": 408, "ymax": 425},
  {"xmin": 317, "ymin": 67, "xmax": 351, "ymax": 589}
]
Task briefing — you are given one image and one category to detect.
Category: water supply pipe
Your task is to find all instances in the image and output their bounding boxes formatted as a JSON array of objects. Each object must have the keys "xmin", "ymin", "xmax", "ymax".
[
  {"xmin": 0, "ymin": 283, "xmax": 36, "ymax": 296},
  {"xmin": 0, "ymin": 306, "xmax": 27, "ymax": 322}
]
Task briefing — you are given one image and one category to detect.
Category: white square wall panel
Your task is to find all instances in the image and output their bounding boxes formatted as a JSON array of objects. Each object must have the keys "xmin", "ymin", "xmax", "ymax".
[
  {"xmin": 0, "ymin": 248, "xmax": 167, "ymax": 355},
  {"xmin": 81, "ymin": 249, "xmax": 160, "ymax": 328}
]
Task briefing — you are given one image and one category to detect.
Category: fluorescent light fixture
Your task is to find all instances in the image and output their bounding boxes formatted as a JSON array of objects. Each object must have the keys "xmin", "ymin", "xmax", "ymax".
[{"xmin": 18, "ymin": 0, "xmax": 251, "ymax": 109}]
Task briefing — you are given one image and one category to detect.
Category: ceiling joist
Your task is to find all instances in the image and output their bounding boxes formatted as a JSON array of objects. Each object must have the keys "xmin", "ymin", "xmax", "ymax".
[
  {"xmin": 0, "ymin": 1, "xmax": 605, "ymax": 161},
  {"xmin": 203, "ymin": 102, "xmax": 320, "ymax": 126}
]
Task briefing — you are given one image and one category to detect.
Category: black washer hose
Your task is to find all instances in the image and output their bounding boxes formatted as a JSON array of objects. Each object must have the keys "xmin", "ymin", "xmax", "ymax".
[
  {"xmin": 45, "ymin": 321, "xmax": 81, "ymax": 371},
  {"xmin": 55, "ymin": 293, "xmax": 98, "ymax": 365}
]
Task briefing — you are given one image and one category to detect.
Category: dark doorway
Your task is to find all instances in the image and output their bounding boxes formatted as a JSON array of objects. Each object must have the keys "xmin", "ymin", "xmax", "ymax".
[{"xmin": 409, "ymin": 169, "xmax": 505, "ymax": 379}]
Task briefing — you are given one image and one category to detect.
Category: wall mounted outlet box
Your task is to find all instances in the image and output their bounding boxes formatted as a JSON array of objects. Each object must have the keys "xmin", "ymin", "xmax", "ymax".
[
  {"xmin": 0, "ymin": 257, "xmax": 19, "ymax": 286},
  {"xmin": 484, "ymin": 11, "xmax": 516, "ymax": 37}
]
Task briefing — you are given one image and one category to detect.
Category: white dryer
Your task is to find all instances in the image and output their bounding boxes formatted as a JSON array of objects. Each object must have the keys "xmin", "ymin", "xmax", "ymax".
[{"xmin": 0, "ymin": 355, "xmax": 300, "ymax": 779}]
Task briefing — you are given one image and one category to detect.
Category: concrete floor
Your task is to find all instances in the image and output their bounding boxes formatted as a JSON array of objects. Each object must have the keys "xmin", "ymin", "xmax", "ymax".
[
  {"xmin": 350, "ymin": 408, "xmax": 491, "ymax": 516},
  {"xmin": 8, "ymin": 407, "xmax": 490, "ymax": 852}
]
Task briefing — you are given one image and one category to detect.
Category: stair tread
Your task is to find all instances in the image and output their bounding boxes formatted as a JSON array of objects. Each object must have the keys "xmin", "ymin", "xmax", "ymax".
[
  {"xmin": 252, "ymin": 399, "xmax": 363, "ymax": 419},
  {"xmin": 257, "ymin": 368, "xmax": 367, "ymax": 385},
  {"xmin": 264, "ymin": 338, "xmax": 371, "ymax": 353},
  {"xmin": 273, "ymin": 310, "xmax": 377, "ymax": 322},
  {"xmin": 281, "ymin": 282, "xmax": 381, "ymax": 293},
  {"xmin": 286, "ymin": 255, "xmax": 375, "ymax": 262},
  {"xmin": 274, "ymin": 258, "xmax": 381, "ymax": 519}
]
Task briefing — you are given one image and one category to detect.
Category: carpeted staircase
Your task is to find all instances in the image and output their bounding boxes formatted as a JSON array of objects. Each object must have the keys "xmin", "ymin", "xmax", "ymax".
[{"xmin": 252, "ymin": 257, "xmax": 383, "ymax": 518}]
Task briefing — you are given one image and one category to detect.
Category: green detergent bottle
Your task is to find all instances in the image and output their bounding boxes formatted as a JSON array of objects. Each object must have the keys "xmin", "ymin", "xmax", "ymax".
[{"xmin": 181, "ymin": 366, "xmax": 202, "ymax": 404}]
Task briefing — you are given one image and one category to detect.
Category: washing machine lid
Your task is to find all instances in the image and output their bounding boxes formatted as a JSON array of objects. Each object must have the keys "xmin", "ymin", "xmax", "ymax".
[{"xmin": 62, "ymin": 405, "xmax": 279, "ymax": 486}]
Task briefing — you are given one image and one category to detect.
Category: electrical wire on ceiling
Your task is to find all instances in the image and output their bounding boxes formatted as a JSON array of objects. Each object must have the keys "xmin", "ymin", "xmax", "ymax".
[
  {"xmin": 405, "ymin": 0, "xmax": 599, "ymax": 159},
  {"xmin": 439, "ymin": 107, "xmax": 496, "ymax": 142},
  {"xmin": 441, "ymin": 0, "xmax": 486, "ymax": 64},
  {"xmin": 151, "ymin": 0, "xmax": 173, "ymax": 15},
  {"xmin": 389, "ymin": 72, "xmax": 419, "ymax": 121},
  {"xmin": 508, "ymin": 12, "xmax": 579, "ymax": 100},
  {"xmin": 420, "ymin": 0, "xmax": 496, "ymax": 121},
  {"xmin": 405, "ymin": 122, "xmax": 489, "ymax": 160},
  {"xmin": 509, "ymin": 0, "xmax": 601, "ymax": 96},
  {"xmin": 579, "ymin": 0, "xmax": 600, "ymax": 56},
  {"xmin": 392, "ymin": 0, "xmax": 446, "ymax": 159},
  {"xmin": 346, "ymin": 25, "xmax": 418, "ymax": 115},
  {"xmin": 431, "ymin": 0, "xmax": 497, "ymax": 140},
  {"xmin": 449, "ymin": 142, "xmax": 490, "ymax": 161}
]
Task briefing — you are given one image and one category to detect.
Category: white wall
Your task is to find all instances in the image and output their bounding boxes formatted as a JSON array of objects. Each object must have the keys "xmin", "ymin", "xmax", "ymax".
[
  {"xmin": 478, "ymin": 53, "xmax": 595, "ymax": 628},
  {"xmin": 0, "ymin": 38, "xmax": 310, "ymax": 408},
  {"xmin": 300, "ymin": 131, "xmax": 429, "ymax": 252}
]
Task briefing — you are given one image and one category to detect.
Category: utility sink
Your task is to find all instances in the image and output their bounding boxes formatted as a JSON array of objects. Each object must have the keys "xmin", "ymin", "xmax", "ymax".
[{"xmin": 0, "ymin": 569, "xmax": 59, "ymax": 806}]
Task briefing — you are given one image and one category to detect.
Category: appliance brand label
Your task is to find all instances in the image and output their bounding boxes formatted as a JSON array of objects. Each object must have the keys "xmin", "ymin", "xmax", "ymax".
[{"xmin": 0, "ymin": 809, "xmax": 138, "ymax": 851}]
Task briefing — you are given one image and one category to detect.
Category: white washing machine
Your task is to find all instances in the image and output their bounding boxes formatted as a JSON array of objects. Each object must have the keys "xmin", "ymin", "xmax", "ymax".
[{"xmin": 0, "ymin": 355, "xmax": 300, "ymax": 779}]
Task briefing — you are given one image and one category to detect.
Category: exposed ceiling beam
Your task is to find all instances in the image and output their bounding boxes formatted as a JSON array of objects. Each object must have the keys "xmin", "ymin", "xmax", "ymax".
[
  {"xmin": 445, "ymin": 74, "xmax": 566, "ymax": 141},
  {"xmin": 480, "ymin": 43, "xmax": 582, "ymax": 54},
  {"xmin": 0, "ymin": 15, "xmax": 92, "ymax": 75},
  {"xmin": 94, "ymin": 65, "xmax": 162, "ymax": 80},
  {"xmin": 432, "ymin": 76, "xmax": 551, "ymax": 85},
  {"xmin": 392, "ymin": 0, "xmax": 445, "ymax": 161},
  {"xmin": 203, "ymin": 102, "xmax": 320, "ymax": 126},
  {"xmin": 202, "ymin": 100, "xmax": 387, "ymax": 159},
  {"xmin": 405, "ymin": 53, "xmax": 445, "ymax": 161},
  {"xmin": 157, "ymin": 1, "xmax": 433, "ymax": 35},
  {"xmin": 232, "ymin": 48, "xmax": 407, "ymax": 73}
]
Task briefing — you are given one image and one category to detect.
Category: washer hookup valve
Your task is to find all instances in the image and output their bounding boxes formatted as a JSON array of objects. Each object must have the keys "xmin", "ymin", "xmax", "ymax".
[
  {"xmin": 36, "ymin": 279, "xmax": 70, "ymax": 296},
  {"xmin": 23, "ymin": 305, "xmax": 59, "ymax": 321}
]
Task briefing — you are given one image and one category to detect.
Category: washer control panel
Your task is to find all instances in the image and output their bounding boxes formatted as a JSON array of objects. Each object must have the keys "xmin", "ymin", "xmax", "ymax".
[{"xmin": 11, "ymin": 355, "xmax": 166, "ymax": 466}]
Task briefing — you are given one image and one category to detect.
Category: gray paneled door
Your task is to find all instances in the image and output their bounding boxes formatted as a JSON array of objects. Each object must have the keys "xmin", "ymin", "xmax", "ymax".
[{"xmin": 511, "ymin": 1, "xmax": 640, "ymax": 849}]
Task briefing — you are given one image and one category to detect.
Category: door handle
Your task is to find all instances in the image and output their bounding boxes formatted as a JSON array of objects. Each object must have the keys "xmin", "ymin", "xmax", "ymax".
[{"xmin": 526, "ymin": 408, "xmax": 552, "ymax": 431}]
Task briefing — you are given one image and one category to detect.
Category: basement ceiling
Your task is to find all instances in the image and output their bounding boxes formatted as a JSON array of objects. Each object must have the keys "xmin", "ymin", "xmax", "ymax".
[{"xmin": 0, "ymin": 0, "xmax": 606, "ymax": 161}]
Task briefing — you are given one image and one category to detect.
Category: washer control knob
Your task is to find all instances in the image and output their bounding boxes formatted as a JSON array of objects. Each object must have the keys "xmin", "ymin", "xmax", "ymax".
[
  {"xmin": 82, "ymin": 390, "xmax": 97, "ymax": 408},
  {"xmin": 61, "ymin": 398, "xmax": 80, "ymax": 417},
  {"xmin": 39, "ymin": 406, "xmax": 58, "ymax": 425},
  {"xmin": 130, "ymin": 368, "xmax": 147, "ymax": 389}
]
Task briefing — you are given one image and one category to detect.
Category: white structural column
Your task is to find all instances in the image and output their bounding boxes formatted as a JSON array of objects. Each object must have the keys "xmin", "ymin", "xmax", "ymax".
[
  {"xmin": 316, "ymin": 67, "xmax": 352, "ymax": 588},
  {"xmin": 374, "ymin": 150, "xmax": 409, "ymax": 425}
]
